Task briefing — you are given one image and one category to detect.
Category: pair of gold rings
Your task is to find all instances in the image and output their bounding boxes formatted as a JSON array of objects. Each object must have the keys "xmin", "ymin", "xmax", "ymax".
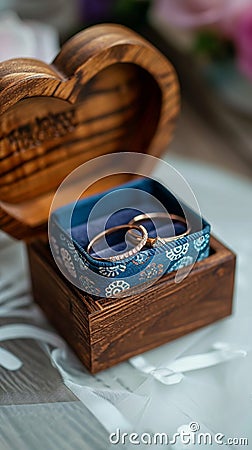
[{"xmin": 87, "ymin": 212, "xmax": 190, "ymax": 262}]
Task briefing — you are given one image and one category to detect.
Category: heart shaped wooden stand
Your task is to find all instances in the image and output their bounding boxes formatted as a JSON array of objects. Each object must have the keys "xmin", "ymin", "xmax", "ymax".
[{"xmin": 0, "ymin": 24, "xmax": 179, "ymax": 240}]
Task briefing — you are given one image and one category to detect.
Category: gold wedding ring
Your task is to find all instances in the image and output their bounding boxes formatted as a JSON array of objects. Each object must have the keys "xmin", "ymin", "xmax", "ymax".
[
  {"xmin": 129, "ymin": 212, "xmax": 191, "ymax": 247},
  {"xmin": 86, "ymin": 224, "xmax": 148, "ymax": 262}
]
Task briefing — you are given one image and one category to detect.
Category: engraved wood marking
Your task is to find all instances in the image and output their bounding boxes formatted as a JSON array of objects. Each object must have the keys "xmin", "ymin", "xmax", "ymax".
[
  {"xmin": 0, "ymin": 24, "xmax": 180, "ymax": 239},
  {"xmin": 3, "ymin": 110, "xmax": 76, "ymax": 153}
]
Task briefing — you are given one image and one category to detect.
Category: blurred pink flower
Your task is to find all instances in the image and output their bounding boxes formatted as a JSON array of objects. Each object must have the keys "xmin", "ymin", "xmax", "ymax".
[
  {"xmin": 232, "ymin": 7, "xmax": 252, "ymax": 79},
  {"xmin": 151, "ymin": 0, "xmax": 252, "ymax": 28}
]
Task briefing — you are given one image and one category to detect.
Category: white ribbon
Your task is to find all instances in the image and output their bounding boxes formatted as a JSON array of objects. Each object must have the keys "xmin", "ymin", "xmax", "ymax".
[
  {"xmin": 0, "ymin": 347, "xmax": 22, "ymax": 371},
  {"xmin": 0, "ymin": 315, "xmax": 248, "ymax": 438},
  {"xmin": 0, "ymin": 302, "xmax": 42, "ymax": 319},
  {"xmin": 0, "ymin": 253, "xmax": 248, "ymax": 436},
  {"xmin": 129, "ymin": 342, "xmax": 247, "ymax": 385},
  {"xmin": 0, "ymin": 324, "xmax": 131, "ymax": 433}
]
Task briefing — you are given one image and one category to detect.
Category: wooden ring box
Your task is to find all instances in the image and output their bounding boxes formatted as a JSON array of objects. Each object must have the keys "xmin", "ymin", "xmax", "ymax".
[{"xmin": 0, "ymin": 24, "xmax": 235, "ymax": 373}]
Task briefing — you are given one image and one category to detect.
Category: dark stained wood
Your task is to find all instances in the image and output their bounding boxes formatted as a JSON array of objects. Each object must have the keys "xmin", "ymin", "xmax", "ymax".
[
  {"xmin": 28, "ymin": 237, "xmax": 235, "ymax": 373},
  {"xmin": 0, "ymin": 24, "xmax": 180, "ymax": 240}
]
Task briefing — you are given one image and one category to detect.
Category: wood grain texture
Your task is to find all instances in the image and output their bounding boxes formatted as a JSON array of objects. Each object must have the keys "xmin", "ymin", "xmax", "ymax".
[
  {"xmin": 28, "ymin": 237, "xmax": 235, "ymax": 373},
  {"xmin": 0, "ymin": 24, "xmax": 180, "ymax": 240}
]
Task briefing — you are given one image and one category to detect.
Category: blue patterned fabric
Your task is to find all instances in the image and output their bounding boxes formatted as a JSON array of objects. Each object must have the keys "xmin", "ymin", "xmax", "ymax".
[{"xmin": 50, "ymin": 178, "xmax": 211, "ymax": 298}]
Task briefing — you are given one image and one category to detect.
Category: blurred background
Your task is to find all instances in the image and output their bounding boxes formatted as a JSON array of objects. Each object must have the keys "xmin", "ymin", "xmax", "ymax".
[
  {"xmin": 0, "ymin": 5, "xmax": 251, "ymax": 442},
  {"xmin": 0, "ymin": 0, "xmax": 252, "ymax": 178}
]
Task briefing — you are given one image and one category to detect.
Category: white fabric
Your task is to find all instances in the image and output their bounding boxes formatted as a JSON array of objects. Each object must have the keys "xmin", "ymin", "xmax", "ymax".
[{"xmin": 0, "ymin": 156, "xmax": 252, "ymax": 449}]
